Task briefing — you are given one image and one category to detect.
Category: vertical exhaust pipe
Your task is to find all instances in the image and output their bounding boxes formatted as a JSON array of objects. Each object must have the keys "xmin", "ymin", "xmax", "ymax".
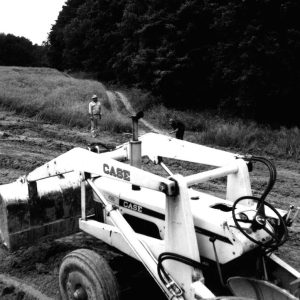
[{"xmin": 130, "ymin": 111, "xmax": 144, "ymax": 190}]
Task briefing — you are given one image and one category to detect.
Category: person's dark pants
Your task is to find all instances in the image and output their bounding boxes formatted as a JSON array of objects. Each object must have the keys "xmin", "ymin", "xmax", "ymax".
[
  {"xmin": 91, "ymin": 115, "xmax": 101, "ymax": 137},
  {"xmin": 176, "ymin": 130, "xmax": 184, "ymax": 140}
]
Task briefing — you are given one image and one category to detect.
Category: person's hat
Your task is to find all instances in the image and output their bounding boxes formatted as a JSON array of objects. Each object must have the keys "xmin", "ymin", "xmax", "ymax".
[{"xmin": 92, "ymin": 94, "xmax": 98, "ymax": 99}]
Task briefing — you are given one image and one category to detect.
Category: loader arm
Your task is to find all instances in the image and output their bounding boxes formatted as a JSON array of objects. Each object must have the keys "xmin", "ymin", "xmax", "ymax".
[
  {"xmin": 26, "ymin": 147, "xmax": 176, "ymax": 197},
  {"xmin": 138, "ymin": 133, "xmax": 252, "ymax": 203},
  {"xmin": 26, "ymin": 147, "xmax": 215, "ymax": 299},
  {"xmin": 139, "ymin": 133, "xmax": 237, "ymax": 166},
  {"xmin": 0, "ymin": 146, "xmax": 174, "ymax": 250}
]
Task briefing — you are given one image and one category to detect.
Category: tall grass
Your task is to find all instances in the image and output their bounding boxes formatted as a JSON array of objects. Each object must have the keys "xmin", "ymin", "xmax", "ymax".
[
  {"xmin": 124, "ymin": 92, "xmax": 300, "ymax": 159},
  {"xmin": 0, "ymin": 66, "xmax": 131, "ymax": 132},
  {"xmin": 1, "ymin": 66, "xmax": 299, "ymax": 159}
]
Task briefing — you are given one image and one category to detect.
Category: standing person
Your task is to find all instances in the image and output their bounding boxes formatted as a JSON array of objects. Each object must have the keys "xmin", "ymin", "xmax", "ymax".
[
  {"xmin": 89, "ymin": 94, "xmax": 102, "ymax": 138},
  {"xmin": 169, "ymin": 118, "xmax": 185, "ymax": 140}
]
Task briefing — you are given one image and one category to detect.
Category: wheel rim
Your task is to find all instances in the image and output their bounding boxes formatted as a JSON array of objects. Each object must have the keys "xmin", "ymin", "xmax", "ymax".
[
  {"xmin": 59, "ymin": 249, "xmax": 120, "ymax": 300},
  {"xmin": 73, "ymin": 286, "xmax": 88, "ymax": 300},
  {"xmin": 65, "ymin": 272, "xmax": 91, "ymax": 300}
]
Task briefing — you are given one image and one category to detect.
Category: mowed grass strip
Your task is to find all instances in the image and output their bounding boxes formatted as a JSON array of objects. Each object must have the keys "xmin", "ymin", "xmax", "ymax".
[{"xmin": 0, "ymin": 66, "xmax": 131, "ymax": 132}]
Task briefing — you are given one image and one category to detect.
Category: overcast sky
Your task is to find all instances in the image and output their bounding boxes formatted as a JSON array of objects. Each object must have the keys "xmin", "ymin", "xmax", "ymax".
[{"xmin": 0, "ymin": 0, "xmax": 67, "ymax": 45}]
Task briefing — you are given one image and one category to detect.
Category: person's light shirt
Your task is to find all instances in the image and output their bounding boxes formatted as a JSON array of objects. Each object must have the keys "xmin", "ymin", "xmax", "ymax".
[{"xmin": 89, "ymin": 101, "xmax": 101, "ymax": 115}]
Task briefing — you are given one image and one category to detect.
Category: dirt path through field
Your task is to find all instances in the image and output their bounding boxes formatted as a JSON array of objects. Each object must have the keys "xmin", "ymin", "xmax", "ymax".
[
  {"xmin": 114, "ymin": 91, "xmax": 162, "ymax": 134},
  {"xmin": 0, "ymin": 105, "xmax": 300, "ymax": 299}
]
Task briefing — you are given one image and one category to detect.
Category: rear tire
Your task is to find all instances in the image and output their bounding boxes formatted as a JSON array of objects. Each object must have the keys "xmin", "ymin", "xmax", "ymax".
[{"xmin": 59, "ymin": 248, "xmax": 119, "ymax": 300}]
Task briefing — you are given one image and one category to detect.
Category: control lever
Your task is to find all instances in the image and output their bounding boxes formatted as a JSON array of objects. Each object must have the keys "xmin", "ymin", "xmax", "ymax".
[{"xmin": 285, "ymin": 205, "xmax": 300, "ymax": 226}]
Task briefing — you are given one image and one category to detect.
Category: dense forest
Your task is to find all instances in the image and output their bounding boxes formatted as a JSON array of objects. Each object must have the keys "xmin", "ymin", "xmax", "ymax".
[
  {"xmin": 2, "ymin": 0, "xmax": 300, "ymax": 126},
  {"xmin": 0, "ymin": 33, "xmax": 47, "ymax": 67}
]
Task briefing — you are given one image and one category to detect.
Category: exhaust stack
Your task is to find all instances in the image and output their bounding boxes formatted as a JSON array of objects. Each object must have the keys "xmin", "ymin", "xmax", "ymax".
[{"xmin": 130, "ymin": 111, "xmax": 143, "ymax": 190}]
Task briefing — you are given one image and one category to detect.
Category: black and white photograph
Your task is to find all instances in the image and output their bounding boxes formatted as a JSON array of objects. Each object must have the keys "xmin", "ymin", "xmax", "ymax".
[{"xmin": 0, "ymin": 0, "xmax": 300, "ymax": 299}]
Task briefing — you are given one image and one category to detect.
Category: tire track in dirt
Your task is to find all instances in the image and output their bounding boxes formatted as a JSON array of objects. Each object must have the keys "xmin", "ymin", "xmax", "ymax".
[
  {"xmin": 114, "ymin": 91, "xmax": 162, "ymax": 134},
  {"xmin": 106, "ymin": 90, "xmax": 120, "ymax": 112},
  {"xmin": 105, "ymin": 90, "xmax": 135, "ymax": 137}
]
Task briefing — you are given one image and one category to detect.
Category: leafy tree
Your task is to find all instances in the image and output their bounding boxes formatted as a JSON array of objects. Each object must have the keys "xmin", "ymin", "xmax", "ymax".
[
  {"xmin": 47, "ymin": 0, "xmax": 85, "ymax": 69},
  {"xmin": 0, "ymin": 33, "xmax": 45, "ymax": 66},
  {"xmin": 47, "ymin": 0, "xmax": 300, "ymax": 126}
]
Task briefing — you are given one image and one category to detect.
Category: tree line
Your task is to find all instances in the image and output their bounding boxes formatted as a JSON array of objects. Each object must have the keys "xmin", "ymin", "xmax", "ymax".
[
  {"xmin": 2, "ymin": 0, "xmax": 300, "ymax": 126},
  {"xmin": 0, "ymin": 33, "xmax": 47, "ymax": 67}
]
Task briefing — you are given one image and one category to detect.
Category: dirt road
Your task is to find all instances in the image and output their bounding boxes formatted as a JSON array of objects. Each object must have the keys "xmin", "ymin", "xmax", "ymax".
[{"xmin": 0, "ymin": 106, "xmax": 300, "ymax": 299}]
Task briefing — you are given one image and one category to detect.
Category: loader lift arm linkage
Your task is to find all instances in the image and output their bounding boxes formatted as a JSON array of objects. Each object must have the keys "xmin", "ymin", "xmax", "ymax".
[{"xmin": 26, "ymin": 147, "xmax": 218, "ymax": 299}]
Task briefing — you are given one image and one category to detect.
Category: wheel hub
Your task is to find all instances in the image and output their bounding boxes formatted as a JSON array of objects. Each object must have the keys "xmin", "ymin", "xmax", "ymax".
[
  {"xmin": 73, "ymin": 286, "xmax": 88, "ymax": 300},
  {"xmin": 255, "ymin": 214, "xmax": 266, "ymax": 227},
  {"xmin": 67, "ymin": 280, "xmax": 88, "ymax": 300}
]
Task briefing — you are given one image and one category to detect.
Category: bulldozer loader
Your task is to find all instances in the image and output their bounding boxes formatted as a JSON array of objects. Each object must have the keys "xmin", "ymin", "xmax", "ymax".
[{"xmin": 0, "ymin": 112, "xmax": 299, "ymax": 300}]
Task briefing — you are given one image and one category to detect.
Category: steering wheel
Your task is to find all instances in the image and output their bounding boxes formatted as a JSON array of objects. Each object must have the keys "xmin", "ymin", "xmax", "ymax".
[{"xmin": 232, "ymin": 196, "xmax": 288, "ymax": 250}]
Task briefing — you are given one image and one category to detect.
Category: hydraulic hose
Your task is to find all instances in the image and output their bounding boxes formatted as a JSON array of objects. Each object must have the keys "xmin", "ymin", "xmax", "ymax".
[
  {"xmin": 244, "ymin": 155, "xmax": 277, "ymax": 202},
  {"xmin": 157, "ymin": 252, "xmax": 203, "ymax": 286},
  {"xmin": 233, "ymin": 156, "xmax": 288, "ymax": 251},
  {"xmin": 251, "ymin": 156, "xmax": 277, "ymax": 202}
]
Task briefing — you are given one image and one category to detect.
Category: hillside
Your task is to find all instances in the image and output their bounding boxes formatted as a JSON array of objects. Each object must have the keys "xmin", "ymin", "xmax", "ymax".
[{"xmin": 0, "ymin": 66, "xmax": 132, "ymax": 132}]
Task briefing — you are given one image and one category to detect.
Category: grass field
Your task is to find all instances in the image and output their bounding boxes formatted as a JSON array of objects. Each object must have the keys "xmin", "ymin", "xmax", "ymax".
[
  {"xmin": 147, "ymin": 104, "xmax": 300, "ymax": 159},
  {"xmin": 0, "ymin": 66, "xmax": 131, "ymax": 132},
  {"xmin": 123, "ymin": 88, "xmax": 300, "ymax": 159},
  {"xmin": 1, "ymin": 66, "xmax": 299, "ymax": 159}
]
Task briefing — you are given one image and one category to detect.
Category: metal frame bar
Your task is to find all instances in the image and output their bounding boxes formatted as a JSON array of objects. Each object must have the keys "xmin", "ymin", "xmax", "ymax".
[
  {"xmin": 26, "ymin": 148, "xmax": 176, "ymax": 196},
  {"xmin": 185, "ymin": 164, "xmax": 238, "ymax": 187}
]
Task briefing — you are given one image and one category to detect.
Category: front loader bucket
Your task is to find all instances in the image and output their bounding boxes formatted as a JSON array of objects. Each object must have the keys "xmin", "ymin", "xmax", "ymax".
[{"xmin": 0, "ymin": 173, "xmax": 92, "ymax": 250}]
